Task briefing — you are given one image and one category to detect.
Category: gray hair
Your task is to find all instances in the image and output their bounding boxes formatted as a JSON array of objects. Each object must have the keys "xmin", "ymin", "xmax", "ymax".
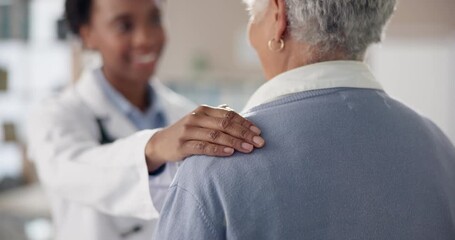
[{"xmin": 244, "ymin": 0, "xmax": 397, "ymax": 59}]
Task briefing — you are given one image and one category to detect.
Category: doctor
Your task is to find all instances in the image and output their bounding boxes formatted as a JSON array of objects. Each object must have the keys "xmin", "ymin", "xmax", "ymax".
[{"xmin": 26, "ymin": 0, "xmax": 265, "ymax": 239}]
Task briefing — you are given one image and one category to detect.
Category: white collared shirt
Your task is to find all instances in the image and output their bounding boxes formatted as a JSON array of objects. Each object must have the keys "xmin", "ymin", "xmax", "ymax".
[{"xmin": 243, "ymin": 61, "xmax": 383, "ymax": 112}]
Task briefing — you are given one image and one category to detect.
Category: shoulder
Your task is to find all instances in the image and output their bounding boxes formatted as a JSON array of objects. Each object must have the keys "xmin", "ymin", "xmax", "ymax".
[
  {"xmin": 420, "ymin": 116, "xmax": 455, "ymax": 151},
  {"xmin": 27, "ymin": 86, "xmax": 97, "ymax": 143},
  {"xmin": 30, "ymin": 87, "xmax": 90, "ymax": 124},
  {"xmin": 172, "ymin": 155, "xmax": 222, "ymax": 190},
  {"xmin": 26, "ymin": 87, "xmax": 98, "ymax": 157},
  {"xmin": 31, "ymin": 68, "xmax": 102, "ymax": 121}
]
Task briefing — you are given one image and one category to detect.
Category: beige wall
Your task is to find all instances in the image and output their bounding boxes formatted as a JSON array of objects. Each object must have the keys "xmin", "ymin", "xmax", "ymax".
[
  {"xmin": 371, "ymin": 0, "xmax": 455, "ymax": 143},
  {"xmin": 157, "ymin": 0, "xmax": 256, "ymax": 81},
  {"xmin": 387, "ymin": 0, "xmax": 455, "ymax": 39}
]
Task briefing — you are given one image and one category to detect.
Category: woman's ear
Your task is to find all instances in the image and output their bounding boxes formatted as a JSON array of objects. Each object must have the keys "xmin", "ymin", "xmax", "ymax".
[
  {"xmin": 272, "ymin": 0, "xmax": 288, "ymax": 41},
  {"xmin": 79, "ymin": 25, "xmax": 96, "ymax": 50}
]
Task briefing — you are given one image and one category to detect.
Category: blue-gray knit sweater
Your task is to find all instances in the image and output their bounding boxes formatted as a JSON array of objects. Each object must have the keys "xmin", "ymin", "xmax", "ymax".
[{"xmin": 154, "ymin": 88, "xmax": 455, "ymax": 240}]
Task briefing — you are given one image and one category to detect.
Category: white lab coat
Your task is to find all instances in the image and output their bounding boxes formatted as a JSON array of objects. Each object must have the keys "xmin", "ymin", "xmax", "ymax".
[{"xmin": 27, "ymin": 69, "xmax": 195, "ymax": 240}]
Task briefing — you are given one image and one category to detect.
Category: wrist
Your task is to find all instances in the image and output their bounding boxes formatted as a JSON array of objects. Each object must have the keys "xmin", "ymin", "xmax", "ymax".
[{"xmin": 145, "ymin": 131, "xmax": 167, "ymax": 172}]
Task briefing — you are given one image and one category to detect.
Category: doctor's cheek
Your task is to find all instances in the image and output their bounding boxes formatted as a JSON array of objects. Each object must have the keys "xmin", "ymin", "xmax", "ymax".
[{"xmin": 144, "ymin": 105, "xmax": 265, "ymax": 168}]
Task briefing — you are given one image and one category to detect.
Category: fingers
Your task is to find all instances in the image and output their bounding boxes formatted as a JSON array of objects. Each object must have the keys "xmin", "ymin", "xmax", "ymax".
[
  {"xmin": 182, "ymin": 127, "xmax": 255, "ymax": 154},
  {"xmin": 193, "ymin": 105, "xmax": 260, "ymax": 134},
  {"xmin": 182, "ymin": 140, "xmax": 235, "ymax": 158},
  {"xmin": 186, "ymin": 113, "xmax": 265, "ymax": 148}
]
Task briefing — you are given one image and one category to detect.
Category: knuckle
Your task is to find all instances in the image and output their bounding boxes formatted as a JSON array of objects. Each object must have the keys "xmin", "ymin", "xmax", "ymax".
[
  {"xmin": 181, "ymin": 124, "xmax": 191, "ymax": 135},
  {"xmin": 210, "ymin": 145, "xmax": 219, "ymax": 154},
  {"xmin": 220, "ymin": 118, "xmax": 231, "ymax": 129},
  {"xmin": 195, "ymin": 142, "xmax": 206, "ymax": 151},
  {"xmin": 230, "ymin": 137, "xmax": 238, "ymax": 148},
  {"xmin": 197, "ymin": 105, "xmax": 208, "ymax": 112},
  {"xmin": 243, "ymin": 120, "xmax": 253, "ymax": 128},
  {"xmin": 240, "ymin": 128, "xmax": 249, "ymax": 138},
  {"xmin": 209, "ymin": 130, "xmax": 220, "ymax": 141},
  {"xmin": 224, "ymin": 111, "xmax": 236, "ymax": 120},
  {"xmin": 177, "ymin": 135, "xmax": 186, "ymax": 144},
  {"xmin": 184, "ymin": 114, "xmax": 195, "ymax": 124}
]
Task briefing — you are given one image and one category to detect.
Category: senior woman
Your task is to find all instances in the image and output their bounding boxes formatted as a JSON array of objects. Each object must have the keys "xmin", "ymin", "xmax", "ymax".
[{"xmin": 154, "ymin": 0, "xmax": 455, "ymax": 239}]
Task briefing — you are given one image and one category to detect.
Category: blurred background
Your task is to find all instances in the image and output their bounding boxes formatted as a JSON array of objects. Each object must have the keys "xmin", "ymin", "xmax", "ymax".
[{"xmin": 0, "ymin": 0, "xmax": 454, "ymax": 239}]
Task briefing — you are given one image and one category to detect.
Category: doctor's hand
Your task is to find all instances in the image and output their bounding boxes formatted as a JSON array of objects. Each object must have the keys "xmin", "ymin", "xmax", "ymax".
[{"xmin": 145, "ymin": 105, "xmax": 265, "ymax": 171}]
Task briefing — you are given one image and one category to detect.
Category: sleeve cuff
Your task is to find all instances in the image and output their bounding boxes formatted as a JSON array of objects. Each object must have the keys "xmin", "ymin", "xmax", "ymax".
[{"xmin": 149, "ymin": 163, "xmax": 167, "ymax": 176}]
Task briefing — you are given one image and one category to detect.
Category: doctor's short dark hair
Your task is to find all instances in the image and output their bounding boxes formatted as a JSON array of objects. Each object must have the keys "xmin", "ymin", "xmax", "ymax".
[
  {"xmin": 65, "ymin": 0, "xmax": 165, "ymax": 36},
  {"xmin": 65, "ymin": 0, "xmax": 92, "ymax": 36}
]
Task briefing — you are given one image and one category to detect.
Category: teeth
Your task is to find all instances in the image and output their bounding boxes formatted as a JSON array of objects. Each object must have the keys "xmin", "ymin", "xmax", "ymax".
[{"xmin": 136, "ymin": 53, "xmax": 156, "ymax": 64}]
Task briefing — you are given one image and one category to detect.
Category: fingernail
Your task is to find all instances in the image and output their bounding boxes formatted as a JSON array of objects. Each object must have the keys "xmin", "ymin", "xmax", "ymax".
[
  {"xmin": 250, "ymin": 126, "xmax": 261, "ymax": 135},
  {"xmin": 253, "ymin": 136, "xmax": 265, "ymax": 146},
  {"xmin": 224, "ymin": 147, "xmax": 234, "ymax": 154},
  {"xmin": 242, "ymin": 142, "xmax": 254, "ymax": 151}
]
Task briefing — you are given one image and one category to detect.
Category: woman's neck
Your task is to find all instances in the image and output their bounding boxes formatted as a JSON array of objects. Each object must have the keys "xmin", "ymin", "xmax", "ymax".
[{"xmin": 266, "ymin": 41, "xmax": 358, "ymax": 81}]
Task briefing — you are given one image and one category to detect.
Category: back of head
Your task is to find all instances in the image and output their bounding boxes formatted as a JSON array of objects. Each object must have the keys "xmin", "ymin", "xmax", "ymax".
[
  {"xmin": 246, "ymin": 0, "xmax": 397, "ymax": 60},
  {"xmin": 65, "ymin": 0, "xmax": 92, "ymax": 36},
  {"xmin": 286, "ymin": 0, "xmax": 396, "ymax": 58},
  {"xmin": 65, "ymin": 0, "xmax": 164, "ymax": 37}
]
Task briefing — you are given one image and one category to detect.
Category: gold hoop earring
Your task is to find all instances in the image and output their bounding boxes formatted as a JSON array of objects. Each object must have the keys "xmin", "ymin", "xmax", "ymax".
[{"xmin": 268, "ymin": 38, "xmax": 285, "ymax": 52}]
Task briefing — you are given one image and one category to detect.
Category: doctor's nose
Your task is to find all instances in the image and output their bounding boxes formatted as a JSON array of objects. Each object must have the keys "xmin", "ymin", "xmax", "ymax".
[{"xmin": 132, "ymin": 25, "xmax": 165, "ymax": 50}]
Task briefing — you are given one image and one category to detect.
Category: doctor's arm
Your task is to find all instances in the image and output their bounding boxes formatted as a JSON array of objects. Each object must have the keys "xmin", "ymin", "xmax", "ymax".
[{"xmin": 27, "ymin": 103, "xmax": 264, "ymax": 219}]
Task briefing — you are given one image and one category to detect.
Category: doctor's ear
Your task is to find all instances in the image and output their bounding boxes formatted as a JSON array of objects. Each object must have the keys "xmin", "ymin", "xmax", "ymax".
[{"xmin": 79, "ymin": 25, "xmax": 97, "ymax": 50}]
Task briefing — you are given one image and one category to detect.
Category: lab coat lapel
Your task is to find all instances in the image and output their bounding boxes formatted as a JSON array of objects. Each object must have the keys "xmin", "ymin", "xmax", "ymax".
[{"xmin": 75, "ymin": 70, "xmax": 138, "ymax": 139}]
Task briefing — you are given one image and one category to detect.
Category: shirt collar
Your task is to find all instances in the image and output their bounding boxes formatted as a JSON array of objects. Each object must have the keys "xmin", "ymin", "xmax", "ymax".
[
  {"xmin": 94, "ymin": 68, "xmax": 160, "ymax": 118},
  {"xmin": 242, "ymin": 61, "xmax": 383, "ymax": 112}
]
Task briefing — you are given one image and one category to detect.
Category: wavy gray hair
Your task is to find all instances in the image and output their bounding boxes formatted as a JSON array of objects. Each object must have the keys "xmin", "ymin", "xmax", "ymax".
[{"xmin": 244, "ymin": 0, "xmax": 397, "ymax": 59}]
